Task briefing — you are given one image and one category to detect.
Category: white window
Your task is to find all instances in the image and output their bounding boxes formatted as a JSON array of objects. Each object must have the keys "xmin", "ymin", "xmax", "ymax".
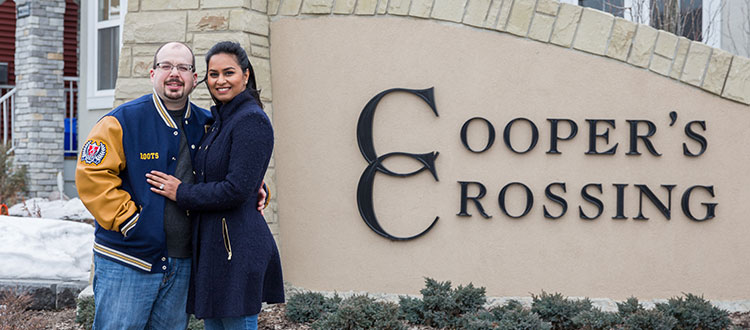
[
  {"xmin": 579, "ymin": 0, "xmax": 626, "ymax": 17},
  {"xmin": 650, "ymin": 0, "xmax": 702, "ymax": 41},
  {"xmin": 574, "ymin": 0, "xmax": 721, "ymax": 48},
  {"xmin": 87, "ymin": 0, "xmax": 127, "ymax": 109}
]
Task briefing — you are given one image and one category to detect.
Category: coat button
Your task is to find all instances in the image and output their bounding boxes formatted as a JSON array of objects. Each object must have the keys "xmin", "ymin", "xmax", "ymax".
[
  {"xmin": 162, "ymin": 265, "xmax": 167, "ymax": 270},
  {"xmin": 185, "ymin": 120, "xmax": 188, "ymax": 125},
  {"xmin": 186, "ymin": 210, "xmax": 190, "ymax": 216},
  {"xmin": 161, "ymin": 257, "xmax": 166, "ymax": 261},
  {"xmin": 171, "ymin": 156, "xmax": 176, "ymax": 161},
  {"xmin": 191, "ymin": 144, "xmax": 195, "ymax": 149},
  {"xmin": 192, "ymin": 170, "xmax": 196, "ymax": 175},
  {"xmin": 173, "ymin": 131, "xmax": 178, "ymax": 136},
  {"xmin": 198, "ymin": 146, "xmax": 201, "ymax": 150}
]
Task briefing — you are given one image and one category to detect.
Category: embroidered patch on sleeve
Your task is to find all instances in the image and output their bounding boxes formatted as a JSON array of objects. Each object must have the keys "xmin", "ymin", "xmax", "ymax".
[{"xmin": 80, "ymin": 140, "xmax": 108, "ymax": 165}]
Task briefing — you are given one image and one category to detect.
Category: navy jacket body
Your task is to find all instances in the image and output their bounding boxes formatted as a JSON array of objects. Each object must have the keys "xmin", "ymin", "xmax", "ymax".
[
  {"xmin": 176, "ymin": 90, "xmax": 284, "ymax": 318},
  {"xmin": 77, "ymin": 93, "xmax": 210, "ymax": 273}
]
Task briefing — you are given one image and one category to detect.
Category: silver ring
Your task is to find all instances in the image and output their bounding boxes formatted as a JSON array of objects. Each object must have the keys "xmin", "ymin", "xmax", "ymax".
[{"xmin": 159, "ymin": 184, "xmax": 165, "ymax": 190}]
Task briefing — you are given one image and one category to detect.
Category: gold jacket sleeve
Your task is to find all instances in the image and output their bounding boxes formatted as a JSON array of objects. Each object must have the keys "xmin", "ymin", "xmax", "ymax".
[{"xmin": 75, "ymin": 116, "xmax": 137, "ymax": 232}]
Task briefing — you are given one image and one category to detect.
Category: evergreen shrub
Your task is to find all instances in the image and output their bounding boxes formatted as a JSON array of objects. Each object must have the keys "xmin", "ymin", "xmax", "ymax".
[
  {"xmin": 456, "ymin": 310, "xmax": 497, "ymax": 330},
  {"xmin": 623, "ymin": 309, "xmax": 678, "ymax": 330},
  {"xmin": 491, "ymin": 300, "xmax": 552, "ymax": 330},
  {"xmin": 617, "ymin": 297, "xmax": 645, "ymax": 317},
  {"xmin": 531, "ymin": 291, "xmax": 593, "ymax": 330},
  {"xmin": 397, "ymin": 277, "xmax": 486, "ymax": 328},
  {"xmin": 75, "ymin": 295, "xmax": 95, "ymax": 330},
  {"xmin": 654, "ymin": 293, "xmax": 731, "ymax": 330},
  {"xmin": 572, "ymin": 309, "xmax": 622, "ymax": 330},
  {"xmin": 188, "ymin": 315, "xmax": 204, "ymax": 330},
  {"xmin": 285, "ymin": 291, "xmax": 340, "ymax": 323},
  {"xmin": 397, "ymin": 295, "xmax": 423, "ymax": 324},
  {"xmin": 311, "ymin": 295, "xmax": 404, "ymax": 330},
  {"xmin": 285, "ymin": 282, "xmax": 737, "ymax": 330}
]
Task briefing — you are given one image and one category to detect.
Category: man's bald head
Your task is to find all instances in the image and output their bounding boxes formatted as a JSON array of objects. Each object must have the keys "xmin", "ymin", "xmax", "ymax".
[{"xmin": 152, "ymin": 42, "xmax": 195, "ymax": 72}]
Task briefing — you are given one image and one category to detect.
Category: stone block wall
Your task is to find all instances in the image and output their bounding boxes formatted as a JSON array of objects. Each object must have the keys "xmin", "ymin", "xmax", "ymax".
[
  {"xmin": 266, "ymin": 0, "xmax": 750, "ymax": 105},
  {"xmin": 114, "ymin": 0, "xmax": 279, "ymax": 243},
  {"xmin": 0, "ymin": 280, "xmax": 86, "ymax": 310},
  {"xmin": 13, "ymin": 0, "xmax": 66, "ymax": 198}
]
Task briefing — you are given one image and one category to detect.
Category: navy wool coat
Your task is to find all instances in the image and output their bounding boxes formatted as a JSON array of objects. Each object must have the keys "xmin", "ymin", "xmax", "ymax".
[{"xmin": 176, "ymin": 90, "xmax": 284, "ymax": 319}]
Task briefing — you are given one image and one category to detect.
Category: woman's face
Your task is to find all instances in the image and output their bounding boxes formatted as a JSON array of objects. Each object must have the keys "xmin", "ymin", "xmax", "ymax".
[{"xmin": 206, "ymin": 53, "xmax": 250, "ymax": 104}]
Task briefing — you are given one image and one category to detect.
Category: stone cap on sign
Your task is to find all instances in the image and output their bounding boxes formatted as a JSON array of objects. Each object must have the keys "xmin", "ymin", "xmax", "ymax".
[{"xmin": 268, "ymin": 0, "xmax": 750, "ymax": 105}]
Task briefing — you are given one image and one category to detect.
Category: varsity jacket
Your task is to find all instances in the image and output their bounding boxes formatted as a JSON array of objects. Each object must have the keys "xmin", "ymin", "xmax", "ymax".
[{"xmin": 76, "ymin": 92, "xmax": 211, "ymax": 273}]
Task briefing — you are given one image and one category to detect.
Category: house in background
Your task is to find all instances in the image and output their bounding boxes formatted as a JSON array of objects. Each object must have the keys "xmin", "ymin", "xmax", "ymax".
[
  {"xmin": 574, "ymin": 0, "xmax": 750, "ymax": 57},
  {"xmin": 0, "ymin": 0, "xmax": 79, "ymax": 199},
  {"xmin": 0, "ymin": 0, "xmax": 749, "ymax": 200},
  {"xmin": 0, "ymin": 0, "xmax": 124, "ymax": 199}
]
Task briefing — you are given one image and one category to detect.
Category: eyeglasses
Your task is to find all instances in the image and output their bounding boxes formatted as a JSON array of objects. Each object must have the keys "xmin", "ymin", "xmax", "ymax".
[{"xmin": 155, "ymin": 62, "xmax": 194, "ymax": 73}]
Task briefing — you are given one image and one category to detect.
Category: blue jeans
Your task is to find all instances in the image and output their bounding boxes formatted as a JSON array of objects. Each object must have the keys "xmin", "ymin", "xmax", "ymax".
[
  {"xmin": 92, "ymin": 254, "xmax": 191, "ymax": 330},
  {"xmin": 204, "ymin": 314, "xmax": 258, "ymax": 330}
]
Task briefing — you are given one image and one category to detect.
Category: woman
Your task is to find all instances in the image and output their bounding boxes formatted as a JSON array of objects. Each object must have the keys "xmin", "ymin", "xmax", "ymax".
[{"xmin": 146, "ymin": 41, "xmax": 284, "ymax": 329}]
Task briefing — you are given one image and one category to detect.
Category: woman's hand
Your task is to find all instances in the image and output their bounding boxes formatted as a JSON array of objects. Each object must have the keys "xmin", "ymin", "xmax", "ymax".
[{"xmin": 146, "ymin": 170, "xmax": 182, "ymax": 201}]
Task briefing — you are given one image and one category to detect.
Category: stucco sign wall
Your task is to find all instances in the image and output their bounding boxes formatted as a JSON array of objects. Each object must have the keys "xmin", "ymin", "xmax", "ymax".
[{"xmin": 271, "ymin": 16, "xmax": 750, "ymax": 300}]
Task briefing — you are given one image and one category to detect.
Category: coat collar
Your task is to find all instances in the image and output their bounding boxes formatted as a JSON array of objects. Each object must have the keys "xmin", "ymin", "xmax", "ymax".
[
  {"xmin": 151, "ymin": 90, "xmax": 192, "ymax": 129},
  {"xmin": 211, "ymin": 89, "xmax": 253, "ymax": 124}
]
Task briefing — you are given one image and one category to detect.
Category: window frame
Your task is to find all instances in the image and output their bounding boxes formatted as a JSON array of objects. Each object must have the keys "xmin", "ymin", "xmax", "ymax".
[
  {"xmin": 578, "ymin": 0, "xmax": 627, "ymax": 18},
  {"xmin": 86, "ymin": 0, "xmax": 127, "ymax": 109},
  {"xmin": 568, "ymin": 0, "xmax": 721, "ymax": 48}
]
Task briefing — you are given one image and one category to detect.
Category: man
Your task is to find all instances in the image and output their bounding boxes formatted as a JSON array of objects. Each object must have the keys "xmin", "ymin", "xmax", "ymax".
[{"xmin": 76, "ymin": 42, "xmax": 266, "ymax": 329}]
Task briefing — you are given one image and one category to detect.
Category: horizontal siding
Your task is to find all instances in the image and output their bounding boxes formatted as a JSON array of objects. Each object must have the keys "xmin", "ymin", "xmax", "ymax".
[
  {"xmin": 0, "ymin": 0, "xmax": 15, "ymax": 85},
  {"xmin": 63, "ymin": 0, "xmax": 78, "ymax": 78}
]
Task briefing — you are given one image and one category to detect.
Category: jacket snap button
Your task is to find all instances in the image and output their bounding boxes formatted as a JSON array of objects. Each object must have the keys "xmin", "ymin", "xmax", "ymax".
[
  {"xmin": 185, "ymin": 120, "xmax": 188, "ymax": 125},
  {"xmin": 191, "ymin": 144, "xmax": 195, "ymax": 149},
  {"xmin": 161, "ymin": 257, "xmax": 166, "ymax": 261},
  {"xmin": 171, "ymin": 157, "xmax": 176, "ymax": 161},
  {"xmin": 173, "ymin": 131, "xmax": 178, "ymax": 136},
  {"xmin": 192, "ymin": 170, "xmax": 196, "ymax": 175},
  {"xmin": 162, "ymin": 265, "xmax": 167, "ymax": 270}
]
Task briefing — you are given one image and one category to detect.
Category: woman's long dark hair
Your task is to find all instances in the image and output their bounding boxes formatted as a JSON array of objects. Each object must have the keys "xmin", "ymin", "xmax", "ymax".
[{"xmin": 203, "ymin": 41, "xmax": 263, "ymax": 108}]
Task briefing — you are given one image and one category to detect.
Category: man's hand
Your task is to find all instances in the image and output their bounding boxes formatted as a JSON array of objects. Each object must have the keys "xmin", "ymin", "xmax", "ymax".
[{"xmin": 257, "ymin": 182, "xmax": 267, "ymax": 215}]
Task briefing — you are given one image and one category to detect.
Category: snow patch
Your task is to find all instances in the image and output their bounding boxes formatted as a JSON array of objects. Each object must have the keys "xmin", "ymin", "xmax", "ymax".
[
  {"xmin": 7, "ymin": 198, "xmax": 94, "ymax": 221},
  {"xmin": 0, "ymin": 214, "xmax": 94, "ymax": 282}
]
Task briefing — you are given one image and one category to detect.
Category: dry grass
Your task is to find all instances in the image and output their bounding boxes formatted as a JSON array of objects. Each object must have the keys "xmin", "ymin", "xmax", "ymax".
[{"xmin": 0, "ymin": 290, "xmax": 50, "ymax": 329}]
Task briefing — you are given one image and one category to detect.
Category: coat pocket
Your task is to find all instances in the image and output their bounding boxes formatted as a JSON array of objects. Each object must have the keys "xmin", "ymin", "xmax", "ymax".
[
  {"xmin": 221, "ymin": 217, "xmax": 232, "ymax": 260},
  {"xmin": 121, "ymin": 206, "xmax": 143, "ymax": 240}
]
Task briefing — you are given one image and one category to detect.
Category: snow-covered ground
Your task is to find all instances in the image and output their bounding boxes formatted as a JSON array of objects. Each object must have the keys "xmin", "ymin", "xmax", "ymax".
[
  {"xmin": 7, "ymin": 197, "xmax": 94, "ymax": 221},
  {"xmin": 0, "ymin": 198, "xmax": 94, "ymax": 282}
]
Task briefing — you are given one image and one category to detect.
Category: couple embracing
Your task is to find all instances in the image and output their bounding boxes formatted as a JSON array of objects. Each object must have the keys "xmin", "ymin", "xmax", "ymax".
[{"xmin": 76, "ymin": 41, "xmax": 283, "ymax": 330}]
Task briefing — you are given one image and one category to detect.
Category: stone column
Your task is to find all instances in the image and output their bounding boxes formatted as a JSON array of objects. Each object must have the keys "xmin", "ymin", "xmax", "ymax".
[{"xmin": 14, "ymin": 0, "xmax": 66, "ymax": 198}]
